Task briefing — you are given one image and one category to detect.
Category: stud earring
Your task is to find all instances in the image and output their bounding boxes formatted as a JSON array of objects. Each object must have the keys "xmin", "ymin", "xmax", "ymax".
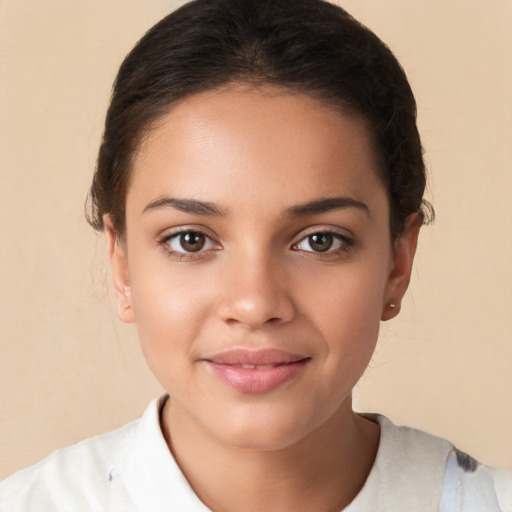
[{"xmin": 388, "ymin": 303, "xmax": 396, "ymax": 309}]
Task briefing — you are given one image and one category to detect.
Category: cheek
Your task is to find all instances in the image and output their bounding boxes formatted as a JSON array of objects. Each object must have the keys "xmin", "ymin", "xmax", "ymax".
[
  {"xmin": 304, "ymin": 257, "xmax": 388, "ymax": 324},
  {"xmin": 301, "ymin": 254, "xmax": 389, "ymax": 363},
  {"xmin": 317, "ymin": 285, "xmax": 381, "ymax": 367},
  {"xmin": 127, "ymin": 260, "xmax": 215, "ymax": 375}
]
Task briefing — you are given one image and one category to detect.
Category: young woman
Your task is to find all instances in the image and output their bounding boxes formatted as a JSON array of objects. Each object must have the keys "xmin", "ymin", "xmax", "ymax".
[{"xmin": 1, "ymin": 0, "xmax": 510, "ymax": 510}]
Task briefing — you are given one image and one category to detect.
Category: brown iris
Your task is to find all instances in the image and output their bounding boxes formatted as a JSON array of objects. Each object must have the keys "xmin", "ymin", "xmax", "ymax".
[
  {"xmin": 308, "ymin": 233, "xmax": 333, "ymax": 252},
  {"xmin": 179, "ymin": 232, "xmax": 206, "ymax": 252}
]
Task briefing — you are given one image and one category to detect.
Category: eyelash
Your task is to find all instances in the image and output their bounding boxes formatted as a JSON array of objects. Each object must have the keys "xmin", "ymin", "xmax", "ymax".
[
  {"xmin": 157, "ymin": 228, "xmax": 354, "ymax": 261},
  {"xmin": 291, "ymin": 230, "xmax": 354, "ymax": 257},
  {"xmin": 157, "ymin": 228, "xmax": 221, "ymax": 261}
]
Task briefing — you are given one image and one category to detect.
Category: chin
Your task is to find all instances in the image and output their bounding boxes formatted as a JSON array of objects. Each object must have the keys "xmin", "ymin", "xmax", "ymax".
[
  {"xmin": 223, "ymin": 425, "xmax": 309, "ymax": 452},
  {"xmin": 207, "ymin": 401, "xmax": 327, "ymax": 452}
]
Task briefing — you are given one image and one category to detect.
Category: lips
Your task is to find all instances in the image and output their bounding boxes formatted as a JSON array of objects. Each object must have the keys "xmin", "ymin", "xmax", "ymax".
[{"xmin": 203, "ymin": 349, "xmax": 310, "ymax": 394}]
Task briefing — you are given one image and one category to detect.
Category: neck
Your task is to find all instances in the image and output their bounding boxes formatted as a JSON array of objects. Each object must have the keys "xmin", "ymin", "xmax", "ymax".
[{"xmin": 161, "ymin": 396, "xmax": 380, "ymax": 512}]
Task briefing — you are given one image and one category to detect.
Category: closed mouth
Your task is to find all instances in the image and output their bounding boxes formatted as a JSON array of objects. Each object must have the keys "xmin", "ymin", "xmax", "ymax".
[
  {"xmin": 204, "ymin": 348, "xmax": 309, "ymax": 367},
  {"xmin": 203, "ymin": 349, "xmax": 311, "ymax": 393}
]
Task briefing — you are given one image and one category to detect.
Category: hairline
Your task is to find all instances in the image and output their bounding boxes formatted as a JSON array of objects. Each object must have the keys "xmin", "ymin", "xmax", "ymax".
[{"xmin": 112, "ymin": 80, "xmax": 391, "ymax": 238}]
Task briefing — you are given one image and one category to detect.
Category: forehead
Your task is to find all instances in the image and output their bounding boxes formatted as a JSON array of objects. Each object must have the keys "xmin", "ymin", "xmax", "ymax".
[{"xmin": 128, "ymin": 85, "xmax": 386, "ymax": 215}]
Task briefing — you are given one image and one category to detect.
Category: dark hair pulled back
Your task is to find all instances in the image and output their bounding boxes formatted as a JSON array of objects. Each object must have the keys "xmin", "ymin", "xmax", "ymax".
[{"xmin": 87, "ymin": 0, "xmax": 432, "ymax": 238}]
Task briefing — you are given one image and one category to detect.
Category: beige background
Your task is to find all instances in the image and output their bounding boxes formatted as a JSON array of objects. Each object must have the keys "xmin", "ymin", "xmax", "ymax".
[{"xmin": 0, "ymin": 1, "xmax": 511, "ymax": 480}]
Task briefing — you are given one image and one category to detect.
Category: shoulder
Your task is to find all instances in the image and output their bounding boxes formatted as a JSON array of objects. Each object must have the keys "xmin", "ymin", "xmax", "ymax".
[
  {"xmin": 378, "ymin": 415, "xmax": 512, "ymax": 512},
  {"xmin": 0, "ymin": 416, "xmax": 140, "ymax": 512},
  {"xmin": 1, "ymin": 395, "xmax": 210, "ymax": 512},
  {"xmin": 350, "ymin": 414, "xmax": 511, "ymax": 511},
  {"xmin": 439, "ymin": 448, "xmax": 512, "ymax": 512},
  {"xmin": 368, "ymin": 413, "xmax": 455, "ymax": 483},
  {"xmin": 359, "ymin": 414, "xmax": 455, "ymax": 510}
]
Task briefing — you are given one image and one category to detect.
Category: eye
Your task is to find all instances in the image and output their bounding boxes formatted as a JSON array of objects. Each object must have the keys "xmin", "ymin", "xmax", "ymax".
[
  {"xmin": 294, "ymin": 231, "xmax": 352, "ymax": 254},
  {"xmin": 164, "ymin": 230, "xmax": 216, "ymax": 253}
]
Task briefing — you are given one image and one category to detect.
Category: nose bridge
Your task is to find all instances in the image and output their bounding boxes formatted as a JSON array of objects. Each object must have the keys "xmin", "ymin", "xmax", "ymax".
[{"xmin": 217, "ymin": 244, "xmax": 294, "ymax": 329}]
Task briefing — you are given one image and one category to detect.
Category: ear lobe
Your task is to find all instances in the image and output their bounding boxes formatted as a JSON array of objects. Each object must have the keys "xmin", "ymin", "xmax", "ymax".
[
  {"xmin": 381, "ymin": 213, "xmax": 421, "ymax": 321},
  {"xmin": 104, "ymin": 215, "xmax": 134, "ymax": 324}
]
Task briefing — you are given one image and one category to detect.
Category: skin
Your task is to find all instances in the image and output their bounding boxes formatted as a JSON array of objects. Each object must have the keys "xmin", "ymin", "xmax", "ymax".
[{"xmin": 106, "ymin": 85, "xmax": 420, "ymax": 511}]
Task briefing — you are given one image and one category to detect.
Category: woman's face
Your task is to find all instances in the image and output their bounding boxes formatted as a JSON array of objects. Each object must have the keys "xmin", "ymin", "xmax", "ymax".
[{"xmin": 107, "ymin": 85, "xmax": 418, "ymax": 450}]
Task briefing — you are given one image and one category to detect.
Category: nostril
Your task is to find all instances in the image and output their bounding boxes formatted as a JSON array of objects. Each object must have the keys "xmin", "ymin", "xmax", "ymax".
[
  {"xmin": 217, "ymin": 288, "xmax": 295, "ymax": 329},
  {"xmin": 226, "ymin": 316, "xmax": 281, "ymax": 327}
]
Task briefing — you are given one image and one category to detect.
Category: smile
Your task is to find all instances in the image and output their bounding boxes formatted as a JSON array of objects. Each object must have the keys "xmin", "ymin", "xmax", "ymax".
[
  {"xmin": 237, "ymin": 364, "xmax": 281, "ymax": 369},
  {"xmin": 203, "ymin": 349, "xmax": 311, "ymax": 394}
]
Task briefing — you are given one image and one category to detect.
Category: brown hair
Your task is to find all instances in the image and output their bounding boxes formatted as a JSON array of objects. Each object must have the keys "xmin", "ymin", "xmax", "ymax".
[{"xmin": 87, "ymin": 0, "xmax": 432, "ymax": 238}]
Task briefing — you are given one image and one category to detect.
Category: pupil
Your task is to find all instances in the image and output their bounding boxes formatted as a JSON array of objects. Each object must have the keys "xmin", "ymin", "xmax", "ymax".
[
  {"xmin": 309, "ymin": 233, "xmax": 332, "ymax": 252},
  {"xmin": 180, "ymin": 232, "xmax": 205, "ymax": 252}
]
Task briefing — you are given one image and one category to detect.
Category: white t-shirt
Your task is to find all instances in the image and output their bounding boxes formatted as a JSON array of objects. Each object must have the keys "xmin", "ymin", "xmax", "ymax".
[{"xmin": 1, "ymin": 395, "xmax": 511, "ymax": 511}]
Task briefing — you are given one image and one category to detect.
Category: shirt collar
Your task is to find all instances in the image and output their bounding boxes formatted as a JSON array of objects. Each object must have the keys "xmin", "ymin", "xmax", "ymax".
[{"xmin": 117, "ymin": 395, "xmax": 211, "ymax": 512}]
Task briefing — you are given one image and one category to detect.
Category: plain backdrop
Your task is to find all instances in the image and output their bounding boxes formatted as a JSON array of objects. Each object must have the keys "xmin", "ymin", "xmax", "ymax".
[{"xmin": 0, "ymin": 1, "xmax": 511, "ymax": 480}]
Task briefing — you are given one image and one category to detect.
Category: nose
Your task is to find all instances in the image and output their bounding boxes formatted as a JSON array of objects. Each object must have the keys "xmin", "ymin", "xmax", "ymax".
[{"xmin": 217, "ymin": 252, "xmax": 296, "ymax": 330}]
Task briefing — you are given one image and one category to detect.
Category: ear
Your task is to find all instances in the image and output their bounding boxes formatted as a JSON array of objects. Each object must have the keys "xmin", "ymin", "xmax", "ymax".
[
  {"xmin": 381, "ymin": 213, "xmax": 421, "ymax": 321},
  {"xmin": 104, "ymin": 215, "xmax": 135, "ymax": 323}
]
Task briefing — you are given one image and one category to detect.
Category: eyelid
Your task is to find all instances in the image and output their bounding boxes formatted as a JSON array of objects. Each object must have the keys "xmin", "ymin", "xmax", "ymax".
[
  {"xmin": 157, "ymin": 224, "xmax": 218, "ymax": 242},
  {"xmin": 291, "ymin": 226, "xmax": 355, "ymax": 254},
  {"xmin": 292, "ymin": 225, "xmax": 354, "ymax": 243},
  {"xmin": 167, "ymin": 232, "xmax": 216, "ymax": 253},
  {"xmin": 157, "ymin": 226, "xmax": 222, "ymax": 259}
]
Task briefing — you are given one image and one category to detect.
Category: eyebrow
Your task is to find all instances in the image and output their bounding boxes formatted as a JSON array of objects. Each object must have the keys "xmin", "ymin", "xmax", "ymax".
[
  {"xmin": 142, "ymin": 197, "xmax": 227, "ymax": 217},
  {"xmin": 142, "ymin": 195, "xmax": 369, "ymax": 218},
  {"xmin": 286, "ymin": 196, "xmax": 369, "ymax": 217}
]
